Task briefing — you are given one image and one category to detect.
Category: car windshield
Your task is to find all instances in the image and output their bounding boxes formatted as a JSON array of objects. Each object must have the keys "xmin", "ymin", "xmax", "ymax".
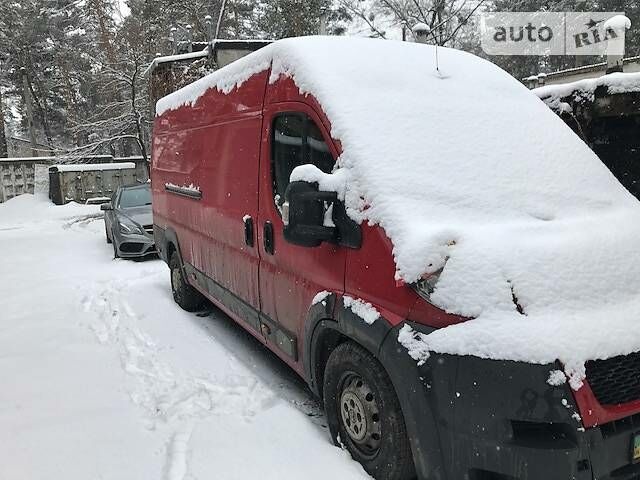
[{"xmin": 118, "ymin": 186, "xmax": 151, "ymax": 208}]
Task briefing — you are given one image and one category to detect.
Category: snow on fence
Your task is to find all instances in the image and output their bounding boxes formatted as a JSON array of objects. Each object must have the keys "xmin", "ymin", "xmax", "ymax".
[{"xmin": 0, "ymin": 156, "xmax": 148, "ymax": 204}]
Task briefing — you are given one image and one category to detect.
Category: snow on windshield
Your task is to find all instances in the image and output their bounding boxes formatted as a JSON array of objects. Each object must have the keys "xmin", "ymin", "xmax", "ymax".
[{"xmin": 157, "ymin": 36, "xmax": 640, "ymax": 388}]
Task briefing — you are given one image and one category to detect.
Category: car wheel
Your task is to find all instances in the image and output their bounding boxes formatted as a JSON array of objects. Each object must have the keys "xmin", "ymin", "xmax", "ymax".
[
  {"xmin": 323, "ymin": 341, "xmax": 415, "ymax": 480},
  {"xmin": 169, "ymin": 252, "xmax": 206, "ymax": 312},
  {"xmin": 106, "ymin": 224, "xmax": 112, "ymax": 244}
]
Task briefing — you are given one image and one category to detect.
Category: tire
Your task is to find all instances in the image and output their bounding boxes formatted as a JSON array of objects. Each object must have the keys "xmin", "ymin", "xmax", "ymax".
[
  {"xmin": 112, "ymin": 236, "xmax": 119, "ymax": 258},
  {"xmin": 169, "ymin": 252, "xmax": 206, "ymax": 312},
  {"xmin": 323, "ymin": 342, "xmax": 415, "ymax": 480},
  {"xmin": 106, "ymin": 224, "xmax": 112, "ymax": 244}
]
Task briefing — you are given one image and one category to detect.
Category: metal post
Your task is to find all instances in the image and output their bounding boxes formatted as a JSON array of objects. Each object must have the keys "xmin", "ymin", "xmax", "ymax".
[
  {"xmin": 185, "ymin": 24, "xmax": 193, "ymax": 53},
  {"xmin": 605, "ymin": 15, "xmax": 631, "ymax": 74},
  {"xmin": 169, "ymin": 27, "xmax": 177, "ymax": 54},
  {"xmin": 205, "ymin": 15, "xmax": 213, "ymax": 42}
]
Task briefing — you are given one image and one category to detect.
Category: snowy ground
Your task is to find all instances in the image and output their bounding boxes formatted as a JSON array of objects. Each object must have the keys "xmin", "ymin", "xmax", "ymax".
[{"xmin": 0, "ymin": 195, "xmax": 369, "ymax": 480}]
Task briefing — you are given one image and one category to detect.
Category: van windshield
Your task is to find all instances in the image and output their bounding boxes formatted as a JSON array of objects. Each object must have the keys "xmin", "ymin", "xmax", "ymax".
[{"xmin": 119, "ymin": 187, "xmax": 152, "ymax": 208}]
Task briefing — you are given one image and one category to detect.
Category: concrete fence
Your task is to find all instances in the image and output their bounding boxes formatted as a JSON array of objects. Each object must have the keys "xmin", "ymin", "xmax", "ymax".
[{"xmin": 0, "ymin": 156, "xmax": 149, "ymax": 203}]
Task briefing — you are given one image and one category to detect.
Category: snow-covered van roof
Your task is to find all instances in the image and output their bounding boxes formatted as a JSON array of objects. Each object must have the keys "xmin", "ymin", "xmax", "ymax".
[{"xmin": 157, "ymin": 36, "xmax": 640, "ymax": 388}]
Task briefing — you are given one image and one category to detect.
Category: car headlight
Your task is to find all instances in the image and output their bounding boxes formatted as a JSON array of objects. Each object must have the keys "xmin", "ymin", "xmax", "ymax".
[{"xmin": 119, "ymin": 219, "xmax": 144, "ymax": 235}]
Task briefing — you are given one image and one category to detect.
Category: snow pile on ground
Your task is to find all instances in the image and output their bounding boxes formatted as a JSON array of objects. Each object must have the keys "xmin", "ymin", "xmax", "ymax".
[
  {"xmin": 0, "ymin": 193, "xmax": 100, "ymax": 228},
  {"xmin": 157, "ymin": 36, "xmax": 640, "ymax": 388},
  {"xmin": 0, "ymin": 194, "xmax": 370, "ymax": 480}
]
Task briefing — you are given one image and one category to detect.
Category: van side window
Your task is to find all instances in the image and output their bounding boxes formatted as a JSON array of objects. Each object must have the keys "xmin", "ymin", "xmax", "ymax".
[{"xmin": 272, "ymin": 113, "xmax": 334, "ymax": 210}]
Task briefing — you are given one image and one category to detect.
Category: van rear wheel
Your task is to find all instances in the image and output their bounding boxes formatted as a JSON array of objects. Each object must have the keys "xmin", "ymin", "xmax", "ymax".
[
  {"xmin": 169, "ymin": 252, "xmax": 206, "ymax": 312},
  {"xmin": 323, "ymin": 341, "xmax": 415, "ymax": 480}
]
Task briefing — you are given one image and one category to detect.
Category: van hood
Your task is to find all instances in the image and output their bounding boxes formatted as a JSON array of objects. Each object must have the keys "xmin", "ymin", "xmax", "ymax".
[
  {"xmin": 421, "ymin": 208, "xmax": 640, "ymax": 389},
  {"xmin": 156, "ymin": 36, "xmax": 640, "ymax": 387}
]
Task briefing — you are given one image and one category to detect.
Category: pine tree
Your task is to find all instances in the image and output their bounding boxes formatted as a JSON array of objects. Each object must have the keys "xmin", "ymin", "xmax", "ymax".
[{"xmin": 256, "ymin": 0, "xmax": 333, "ymax": 38}]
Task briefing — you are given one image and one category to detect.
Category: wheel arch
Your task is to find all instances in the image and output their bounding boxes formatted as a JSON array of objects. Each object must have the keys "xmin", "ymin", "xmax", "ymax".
[
  {"xmin": 158, "ymin": 226, "xmax": 181, "ymax": 267},
  {"xmin": 303, "ymin": 293, "xmax": 393, "ymax": 397},
  {"xmin": 303, "ymin": 295, "xmax": 447, "ymax": 480}
]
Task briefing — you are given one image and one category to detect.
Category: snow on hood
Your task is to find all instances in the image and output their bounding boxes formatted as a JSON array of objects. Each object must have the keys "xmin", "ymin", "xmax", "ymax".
[{"xmin": 157, "ymin": 37, "xmax": 640, "ymax": 387}]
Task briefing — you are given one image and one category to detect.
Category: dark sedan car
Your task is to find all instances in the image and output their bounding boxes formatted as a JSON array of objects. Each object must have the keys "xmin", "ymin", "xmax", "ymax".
[{"xmin": 101, "ymin": 184, "xmax": 155, "ymax": 258}]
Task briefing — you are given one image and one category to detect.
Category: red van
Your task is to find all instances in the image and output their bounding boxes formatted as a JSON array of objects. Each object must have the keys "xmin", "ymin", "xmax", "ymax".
[{"xmin": 152, "ymin": 37, "xmax": 640, "ymax": 479}]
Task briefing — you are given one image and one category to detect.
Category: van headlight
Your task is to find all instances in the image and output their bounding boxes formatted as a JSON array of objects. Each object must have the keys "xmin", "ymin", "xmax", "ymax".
[{"xmin": 411, "ymin": 270, "xmax": 443, "ymax": 301}]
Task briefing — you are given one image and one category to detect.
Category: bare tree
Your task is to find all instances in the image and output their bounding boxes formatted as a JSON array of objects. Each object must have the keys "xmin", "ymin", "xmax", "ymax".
[
  {"xmin": 339, "ymin": 0, "xmax": 486, "ymax": 45},
  {"xmin": 67, "ymin": 13, "xmax": 151, "ymax": 166}
]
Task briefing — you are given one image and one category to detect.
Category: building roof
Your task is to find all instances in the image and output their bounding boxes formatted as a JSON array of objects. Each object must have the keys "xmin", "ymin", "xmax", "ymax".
[{"xmin": 523, "ymin": 56, "xmax": 640, "ymax": 83}]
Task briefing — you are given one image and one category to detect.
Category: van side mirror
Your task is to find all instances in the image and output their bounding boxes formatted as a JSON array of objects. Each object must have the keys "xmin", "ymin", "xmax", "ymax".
[
  {"xmin": 282, "ymin": 181, "xmax": 361, "ymax": 249},
  {"xmin": 100, "ymin": 202, "xmax": 113, "ymax": 211}
]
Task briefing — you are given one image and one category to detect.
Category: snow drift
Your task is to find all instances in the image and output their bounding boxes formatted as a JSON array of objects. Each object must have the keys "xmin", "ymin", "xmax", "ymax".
[{"xmin": 157, "ymin": 36, "xmax": 640, "ymax": 388}]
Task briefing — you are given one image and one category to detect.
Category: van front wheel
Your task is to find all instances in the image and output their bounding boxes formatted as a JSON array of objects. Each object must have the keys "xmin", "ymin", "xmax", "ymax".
[
  {"xmin": 323, "ymin": 342, "xmax": 415, "ymax": 480},
  {"xmin": 169, "ymin": 252, "xmax": 206, "ymax": 312}
]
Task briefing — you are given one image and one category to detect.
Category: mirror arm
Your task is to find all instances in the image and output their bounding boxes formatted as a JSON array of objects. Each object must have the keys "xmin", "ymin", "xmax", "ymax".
[{"xmin": 332, "ymin": 201, "xmax": 362, "ymax": 249}]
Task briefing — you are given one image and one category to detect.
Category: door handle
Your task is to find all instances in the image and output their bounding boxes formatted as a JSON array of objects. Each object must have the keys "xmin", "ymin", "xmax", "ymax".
[
  {"xmin": 244, "ymin": 215, "xmax": 254, "ymax": 247},
  {"xmin": 263, "ymin": 221, "xmax": 274, "ymax": 255}
]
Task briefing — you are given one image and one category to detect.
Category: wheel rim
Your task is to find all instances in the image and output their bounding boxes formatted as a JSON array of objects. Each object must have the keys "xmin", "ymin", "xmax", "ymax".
[
  {"xmin": 171, "ymin": 266, "xmax": 181, "ymax": 295},
  {"xmin": 339, "ymin": 373, "xmax": 382, "ymax": 457}
]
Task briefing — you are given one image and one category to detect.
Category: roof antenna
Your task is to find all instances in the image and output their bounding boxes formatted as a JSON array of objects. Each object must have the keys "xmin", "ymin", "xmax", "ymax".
[{"xmin": 412, "ymin": 23, "xmax": 440, "ymax": 75}]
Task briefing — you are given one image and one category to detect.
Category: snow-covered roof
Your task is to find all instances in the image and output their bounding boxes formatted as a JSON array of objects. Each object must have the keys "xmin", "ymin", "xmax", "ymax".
[
  {"xmin": 156, "ymin": 36, "xmax": 640, "ymax": 387},
  {"xmin": 533, "ymin": 71, "xmax": 640, "ymax": 102},
  {"xmin": 50, "ymin": 162, "xmax": 136, "ymax": 172}
]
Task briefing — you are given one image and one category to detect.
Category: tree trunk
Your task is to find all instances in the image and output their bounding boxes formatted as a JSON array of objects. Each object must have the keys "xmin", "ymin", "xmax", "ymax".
[
  {"xmin": 21, "ymin": 68, "xmax": 38, "ymax": 157},
  {"xmin": 0, "ymin": 88, "xmax": 7, "ymax": 157}
]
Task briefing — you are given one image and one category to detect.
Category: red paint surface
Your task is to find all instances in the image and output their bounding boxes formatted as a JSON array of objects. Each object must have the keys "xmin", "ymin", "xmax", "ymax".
[{"xmin": 573, "ymin": 381, "xmax": 640, "ymax": 428}]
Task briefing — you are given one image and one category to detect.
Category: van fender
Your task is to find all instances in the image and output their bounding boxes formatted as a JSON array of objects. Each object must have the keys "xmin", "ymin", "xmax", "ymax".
[
  {"xmin": 158, "ymin": 226, "xmax": 185, "ymax": 272},
  {"xmin": 303, "ymin": 295, "xmax": 447, "ymax": 480},
  {"xmin": 303, "ymin": 293, "xmax": 391, "ymax": 396}
]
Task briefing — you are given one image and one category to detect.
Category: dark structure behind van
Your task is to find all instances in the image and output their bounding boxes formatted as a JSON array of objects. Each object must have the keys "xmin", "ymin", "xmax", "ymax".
[
  {"xmin": 146, "ymin": 39, "xmax": 272, "ymax": 116},
  {"xmin": 535, "ymin": 77, "xmax": 640, "ymax": 199}
]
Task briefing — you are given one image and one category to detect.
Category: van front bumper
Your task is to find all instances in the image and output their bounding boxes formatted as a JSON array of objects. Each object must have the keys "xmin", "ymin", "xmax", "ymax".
[{"xmin": 380, "ymin": 323, "xmax": 640, "ymax": 480}]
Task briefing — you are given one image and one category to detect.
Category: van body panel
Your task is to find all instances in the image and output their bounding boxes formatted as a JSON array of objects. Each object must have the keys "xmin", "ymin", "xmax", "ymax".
[
  {"xmin": 152, "ymin": 71, "xmax": 269, "ymax": 315},
  {"xmin": 345, "ymin": 225, "xmax": 414, "ymax": 324}
]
